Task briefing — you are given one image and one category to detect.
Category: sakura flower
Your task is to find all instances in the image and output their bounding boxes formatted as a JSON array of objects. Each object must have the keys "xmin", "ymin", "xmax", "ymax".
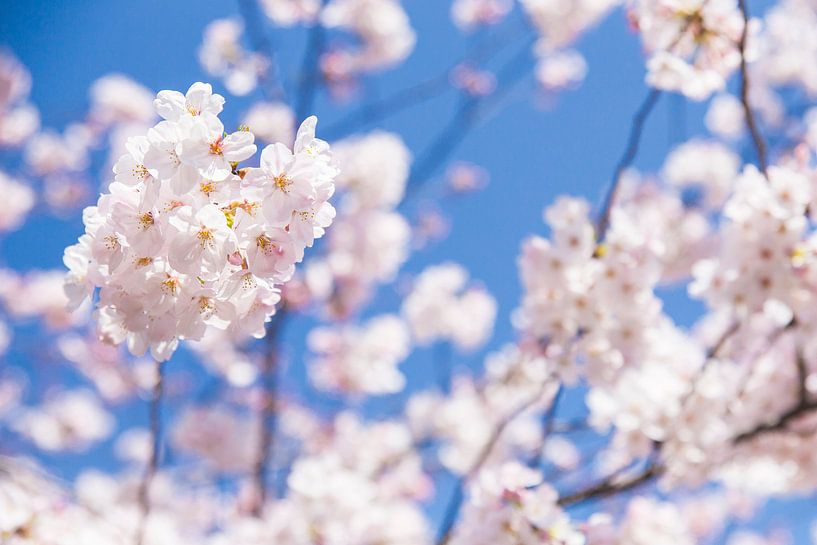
[
  {"xmin": 154, "ymin": 81, "xmax": 225, "ymax": 122},
  {"xmin": 178, "ymin": 115, "xmax": 256, "ymax": 182},
  {"xmin": 64, "ymin": 83, "xmax": 337, "ymax": 361},
  {"xmin": 167, "ymin": 204, "xmax": 235, "ymax": 278}
]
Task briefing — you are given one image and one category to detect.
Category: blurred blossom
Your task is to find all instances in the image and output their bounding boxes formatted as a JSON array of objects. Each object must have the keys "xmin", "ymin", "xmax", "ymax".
[
  {"xmin": 451, "ymin": 0, "xmax": 512, "ymax": 30},
  {"xmin": 451, "ymin": 63, "xmax": 497, "ymax": 97},
  {"xmin": 535, "ymin": 49, "xmax": 587, "ymax": 91},
  {"xmin": 11, "ymin": 389, "xmax": 114, "ymax": 452},
  {"xmin": 25, "ymin": 125, "xmax": 91, "ymax": 176},
  {"xmin": 89, "ymin": 74, "xmax": 156, "ymax": 128},
  {"xmin": 307, "ymin": 314, "xmax": 411, "ymax": 395},
  {"xmin": 446, "ymin": 161, "xmax": 489, "ymax": 193},
  {"xmin": 260, "ymin": 0, "xmax": 320, "ymax": 25},
  {"xmin": 0, "ymin": 49, "xmax": 39, "ymax": 147},
  {"xmin": 199, "ymin": 19, "xmax": 266, "ymax": 96},
  {"xmin": 242, "ymin": 101, "xmax": 295, "ymax": 145},
  {"xmin": 0, "ymin": 170, "xmax": 34, "ymax": 231},
  {"xmin": 402, "ymin": 262, "xmax": 497, "ymax": 351},
  {"xmin": 705, "ymin": 93, "xmax": 745, "ymax": 140},
  {"xmin": 321, "ymin": 0, "xmax": 416, "ymax": 75}
]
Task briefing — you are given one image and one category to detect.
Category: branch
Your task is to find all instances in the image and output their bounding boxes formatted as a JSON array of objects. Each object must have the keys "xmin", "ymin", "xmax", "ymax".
[
  {"xmin": 403, "ymin": 36, "xmax": 537, "ymax": 203},
  {"xmin": 134, "ymin": 359, "xmax": 164, "ymax": 545},
  {"xmin": 733, "ymin": 399, "xmax": 817, "ymax": 443},
  {"xmin": 733, "ymin": 337, "xmax": 814, "ymax": 444},
  {"xmin": 435, "ymin": 380, "xmax": 550, "ymax": 545},
  {"xmin": 321, "ymin": 21, "xmax": 527, "ymax": 139},
  {"xmin": 737, "ymin": 0, "xmax": 768, "ymax": 175},
  {"xmin": 595, "ymin": 88, "xmax": 661, "ymax": 242},
  {"xmin": 557, "ymin": 460, "xmax": 663, "ymax": 507},
  {"xmin": 238, "ymin": 0, "xmax": 286, "ymax": 102},
  {"xmin": 295, "ymin": 2, "xmax": 328, "ymax": 122},
  {"xmin": 250, "ymin": 307, "xmax": 288, "ymax": 516}
]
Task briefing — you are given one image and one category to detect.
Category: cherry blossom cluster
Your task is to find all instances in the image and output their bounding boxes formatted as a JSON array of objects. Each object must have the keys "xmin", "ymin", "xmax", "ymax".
[
  {"xmin": 402, "ymin": 262, "xmax": 497, "ymax": 352},
  {"xmin": 632, "ymin": 0, "xmax": 748, "ymax": 100},
  {"xmin": 63, "ymin": 82, "xmax": 337, "ymax": 360},
  {"xmin": 307, "ymin": 314, "xmax": 411, "ymax": 395},
  {"xmin": 450, "ymin": 463, "xmax": 582, "ymax": 545}
]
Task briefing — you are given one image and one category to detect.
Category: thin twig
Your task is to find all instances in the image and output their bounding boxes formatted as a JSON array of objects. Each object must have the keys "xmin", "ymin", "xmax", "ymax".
[
  {"xmin": 737, "ymin": 0, "xmax": 768, "ymax": 175},
  {"xmin": 238, "ymin": 0, "xmax": 286, "ymax": 102},
  {"xmin": 595, "ymin": 88, "xmax": 661, "ymax": 242},
  {"xmin": 135, "ymin": 359, "xmax": 164, "ymax": 545}
]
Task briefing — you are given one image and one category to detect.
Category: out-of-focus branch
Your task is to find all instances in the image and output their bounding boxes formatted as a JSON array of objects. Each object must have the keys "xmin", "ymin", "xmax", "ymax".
[
  {"xmin": 250, "ymin": 307, "xmax": 288, "ymax": 516},
  {"xmin": 733, "ymin": 399, "xmax": 817, "ymax": 443},
  {"xmin": 595, "ymin": 88, "xmax": 661, "ymax": 243},
  {"xmin": 135, "ymin": 359, "xmax": 164, "ymax": 545},
  {"xmin": 733, "ymin": 333, "xmax": 815, "ymax": 444},
  {"xmin": 435, "ymin": 380, "xmax": 550, "ymax": 545},
  {"xmin": 295, "ymin": 1, "xmax": 328, "ymax": 122},
  {"xmin": 737, "ymin": 0, "xmax": 768, "ymax": 175},
  {"xmin": 238, "ymin": 0, "xmax": 286, "ymax": 102},
  {"xmin": 557, "ymin": 460, "xmax": 663, "ymax": 507},
  {"xmin": 322, "ymin": 21, "xmax": 528, "ymax": 139},
  {"xmin": 403, "ymin": 36, "xmax": 537, "ymax": 203}
]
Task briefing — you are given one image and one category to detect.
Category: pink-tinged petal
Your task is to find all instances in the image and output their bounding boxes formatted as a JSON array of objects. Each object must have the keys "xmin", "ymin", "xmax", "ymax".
[
  {"xmin": 154, "ymin": 90, "xmax": 186, "ymax": 121},
  {"xmin": 222, "ymin": 130, "xmax": 256, "ymax": 162},
  {"xmin": 294, "ymin": 115, "xmax": 317, "ymax": 153},
  {"xmin": 260, "ymin": 142, "xmax": 294, "ymax": 175}
]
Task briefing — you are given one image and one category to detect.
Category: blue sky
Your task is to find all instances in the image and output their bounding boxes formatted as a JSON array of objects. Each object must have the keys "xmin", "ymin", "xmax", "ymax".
[{"xmin": 2, "ymin": 0, "xmax": 814, "ymax": 540}]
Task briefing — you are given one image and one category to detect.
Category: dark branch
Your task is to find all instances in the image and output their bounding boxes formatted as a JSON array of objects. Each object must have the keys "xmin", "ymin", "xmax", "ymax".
[
  {"xmin": 557, "ymin": 461, "xmax": 663, "ymax": 507},
  {"xmin": 250, "ymin": 307, "xmax": 288, "ymax": 516},
  {"xmin": 135, "ymin": 359, "xmax": 164, "ymax": 545},
  {"xmin": 295, "ymin": 3, "xmax": 328, "ymax": 122},
  {"xmin": 737, "ymin": 0, "xmax": 768, "ymax": 175},
  {"xmin": 733, "ymin": 399, "xmax": 817, "ymax": 443},
  {"xmin": 595, "ymin": 88, "xmax": 661, "ymax": 242},
  {"xmin": 403, "ymin": 36, "xmax": 536, "ymax": 203}
]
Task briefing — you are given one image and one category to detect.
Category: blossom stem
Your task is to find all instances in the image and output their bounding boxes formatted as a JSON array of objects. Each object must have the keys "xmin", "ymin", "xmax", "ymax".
[
  {"xmin": 737, "ymin": 0, "xmax": 768, "ymax": 176},
  {"xmin": 135, "ymin": 359, "xmax": 164, "ymax": 545}
]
